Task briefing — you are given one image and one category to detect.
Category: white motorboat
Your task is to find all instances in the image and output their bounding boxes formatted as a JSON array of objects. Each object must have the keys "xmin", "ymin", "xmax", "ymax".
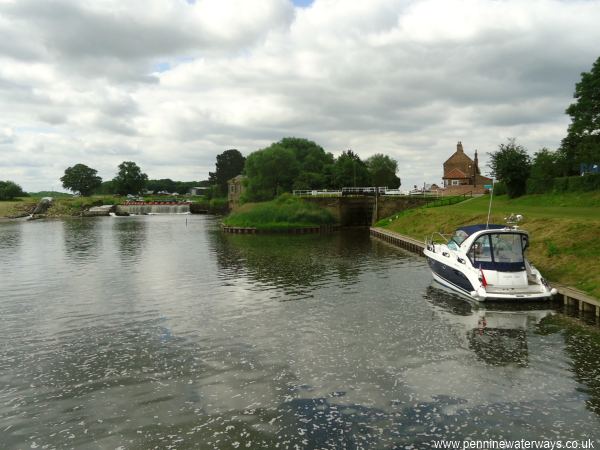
[{"xmin": 423, "ymin": 215, "xmax": 557, "ymax": 301}]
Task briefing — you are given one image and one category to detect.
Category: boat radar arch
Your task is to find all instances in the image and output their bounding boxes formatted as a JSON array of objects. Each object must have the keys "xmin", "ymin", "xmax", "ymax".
[{"xmin": 504, "ymin": 213, "xmax": 523, "ymax": 229}]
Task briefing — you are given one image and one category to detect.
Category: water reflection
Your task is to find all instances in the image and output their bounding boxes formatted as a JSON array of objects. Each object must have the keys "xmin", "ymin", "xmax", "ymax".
[
  {"xmin": 113, "ymin": 218, "xmax": 148, "ymax": 260},
  {"xmin": 63, "ymin": 218, "xmax": 101, "ymax": 261},
  {"xmin": 210, "ymin": 229, "xmax": 405, "ymax": 298},
  {"xmin": 2, "ymin": 217, "xmax": 600, "ymax": 448},
  {"xmin": 538, "ymin": 315, "xmax": 600, "ymax": 416},
  {"xmin": 0, "ymin": 222, "xmax": 22, "ymax": 255},
  {"xmin": 425, "ymin": 284, "xmax": 553, "ymax": 367}
]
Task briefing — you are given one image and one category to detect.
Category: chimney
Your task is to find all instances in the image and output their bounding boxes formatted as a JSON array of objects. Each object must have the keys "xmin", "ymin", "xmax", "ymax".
[
  {"xmin": 473, "ymin": 150, "xmax": 478, "ymax": 186},
  {"xmin": 457, "ymin": 141, "xmax": 464, "ymax": 153}
]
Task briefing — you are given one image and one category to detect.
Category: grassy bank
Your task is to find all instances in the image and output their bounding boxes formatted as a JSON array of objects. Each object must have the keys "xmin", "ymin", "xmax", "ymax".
[
  {"xmin": 222, "ymin": 194, "xmax": 336, "ymax": 230},
  {"xmin": 0, "ymin": 195, "xmax": 225, "ymax": 218},
  {"xmin": 0, "ymin": 199, "xmax": 37, "ymax": 218},
  {"xmin": 376, "ymin": 192, "xmax": 600, "ymax": 299}
]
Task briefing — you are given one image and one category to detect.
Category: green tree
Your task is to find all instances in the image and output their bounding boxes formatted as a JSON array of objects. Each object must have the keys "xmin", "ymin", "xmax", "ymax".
[
  {"xmin": 0, "ymin": 180, "xmax": 25, "ymax": 200},
  {"xmin": 366, "ymin": 153, "xmax": 401, "ymax": 188},
  {"xmin": 113, "ymin": 161, "xmax": 148, "ymax": 195},
  {"xmin": 562, "ymin": 56, "xmax": 600, "ymax": 173},
  {"xmin": 94, "ymin": 180, "xmax": 117, "ymax": 195},
  {"xmin": 527, "ymin": 148, "xmax": 562, "ymax": 194},
  {"xmin": 278, "ymin": 137, "xmax": 335, "ymax": 190},
  {"xmin": 332, "ymin": 150, "xmax": 370, "ymax": 188},
  {"xmin": 244, "ymin": 144, "xmax": 299, "ymax": 201},
  {"xmin": 488, "ymin": 138, "xmax": 531, "ymax": 198},
  {"xmin": 60, "ymin": 163, "xmax": 102, "ymax": 196},
  {"xmin": 208, "ymin": 149, "xmax": 245, "ymax": 196}
]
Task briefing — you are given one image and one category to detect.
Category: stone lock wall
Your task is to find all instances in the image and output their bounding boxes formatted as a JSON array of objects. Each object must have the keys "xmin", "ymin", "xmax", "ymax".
[{"xmin": 302, "ymin": 196, "xmax": 428, "ymax": 226}]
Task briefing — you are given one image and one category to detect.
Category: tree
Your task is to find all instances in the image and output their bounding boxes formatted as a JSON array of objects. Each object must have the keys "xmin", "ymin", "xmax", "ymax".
[
  {"xmin": 278, "ymin": 137, "xmax": 335, "ymax": 190},
  {"xmin": 244, "ymin": 144, "xmax": 299, "ymax": 201},
  {"xmin": 0, "ymin": 180, "xmax": 25, "ymax": 200},
  {"xmin": 146, "ymin": 178, "xmax": 177, "ymax": 194},
  {"xmin": 332, "ymin": 150, "xmax": 370, "ymax": 188},
  {"xmin": 488, "ymin": 138, "xmax": 531, "ymax": 198},
  {"xmin": 208, "ymin": 149, "xmax": 245, "ymax": 196},
  {"xmin": 366, "ymin": 153, "xmax": 401, "ymax": 188},
  {"xmin": 60, "ymin": 163, "xmax": 102, "ymax": 196},
  {"xmin": 526, "ymin": 148, "xmax": 562, "ymax": 194},
  {"xmin": 562, "ymin": 56, "xmax": 600, "ymax": 173},
  {"xmin": 113, "ymin": 161, "xmax": 148, "ymax": 195}
]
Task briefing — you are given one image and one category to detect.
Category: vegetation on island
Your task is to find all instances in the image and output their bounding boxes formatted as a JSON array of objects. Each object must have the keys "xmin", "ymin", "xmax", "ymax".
[
  {"xmin": 208, "ymin": 149, "xmax": 246, "ymax": 196},
  {"xmin": 222, "ymin": 194, "xmax": 336, "ymax": 230},
  {"xmin": 377, "ymin": 192, "xmax": 600, "ymax": 299},
  {"xmin": 242, "ymin": 138, "xmax": 400, "ymax": 202}
]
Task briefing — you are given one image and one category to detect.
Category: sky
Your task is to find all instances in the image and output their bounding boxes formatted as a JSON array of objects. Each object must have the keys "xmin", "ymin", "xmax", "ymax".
[{"xmin": 1, "ymin": 0, "xmax": 599, "ymax": 192}]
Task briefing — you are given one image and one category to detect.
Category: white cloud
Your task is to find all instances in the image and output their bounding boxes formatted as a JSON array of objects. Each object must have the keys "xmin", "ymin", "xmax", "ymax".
[{"xmin": 0, "ymin": 0, "xmax": 599, "ymax": 191}]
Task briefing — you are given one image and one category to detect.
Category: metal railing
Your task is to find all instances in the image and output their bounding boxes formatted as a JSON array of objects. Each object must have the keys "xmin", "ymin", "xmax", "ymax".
[
  {"xmin": 293, "ymin": 187, "xmax": 409, "ymax": 197},
  {"xmin": 292, "ymin": 189, "xmax": 342, "ymax": 197}
]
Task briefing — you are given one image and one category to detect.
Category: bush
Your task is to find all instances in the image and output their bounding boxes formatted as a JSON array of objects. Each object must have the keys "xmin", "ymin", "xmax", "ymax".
[
  {"xmin": 552, "ymin": 177, "xmax": 570, "ymax": 193},
  {"xmin": 576, "ymin": 173, "xmax": 600, "ymax": 191},
  {"xmin": 223, "ymin": 194, "xmax": 336, "ymax": 229},
  {"xmin": 526, "ymin": 177, "xmax": 553, "ymax": 194},
  {"xmin": 209, "ymin": 197, "xmax": 228, "ymax": 211},
  {"xmin": 0, "ymin": 180, "xmax": 26, "ymax": 200},
  {"xmin": 492, "ymin": 182, "xmax": 507, "ymax": 196}
]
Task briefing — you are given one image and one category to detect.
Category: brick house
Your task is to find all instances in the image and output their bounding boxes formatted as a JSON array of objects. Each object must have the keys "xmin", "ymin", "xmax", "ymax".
[
  {"xmin": 442, "ymin": 141, "xmax": 492, "ymax": 195},
  {"xmin": 227, "ymin": 175, "xmax": 246, "ymax": 210}
]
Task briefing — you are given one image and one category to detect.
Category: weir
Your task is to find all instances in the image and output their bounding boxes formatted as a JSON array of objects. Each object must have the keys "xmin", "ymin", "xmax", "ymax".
[{"xmin": 117, "ymin": 203, "xmax": 190, "ymax": 214}]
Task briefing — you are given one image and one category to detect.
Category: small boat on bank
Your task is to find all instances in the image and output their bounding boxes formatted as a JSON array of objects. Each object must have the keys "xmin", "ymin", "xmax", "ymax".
[{"xmin": 423, "ymin": 215, "xmax": 557, "ymax": 301}]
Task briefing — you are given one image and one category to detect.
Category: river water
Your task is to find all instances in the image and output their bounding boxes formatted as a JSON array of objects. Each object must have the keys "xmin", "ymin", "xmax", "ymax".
[{"xmin": 1, "ymin": 215, "xmax": 600, "ymax": 449}]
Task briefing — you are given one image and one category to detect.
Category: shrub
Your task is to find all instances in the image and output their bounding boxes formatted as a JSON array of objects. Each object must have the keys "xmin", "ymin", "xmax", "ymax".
[
  {"xmin": 209, "ymin": 197, "xmax": 228, "ymax": 211},
  {"xmin": 526, "ymin": 177, "xmax": 553, "ymax": 194},
  {"xmin": 579, "ymin": 173, "xmax": 600, "ymax": 191},
  {"xmin": 0, "ymin": 180, "xmax": 26, "ymax": 200},
  {"xmin": 553, "ymin": 177, "xmax": 570, "ymax": 193},
  {"xmin": 492, "ymin": 182, "xmax": 507, "ymax": 196},
  {"xmin": 223, "ymin": 194, "xmax": 336, "ymax": 229}
]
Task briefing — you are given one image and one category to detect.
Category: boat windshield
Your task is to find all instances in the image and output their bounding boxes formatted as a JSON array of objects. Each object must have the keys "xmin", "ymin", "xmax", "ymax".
[
  {"xmin": 468, "ymin": 233, "xmax": 528, "ymax": 271},
  {"xmin": 450, "ymin": 229, "xmax": 469, "ymax": 247}
]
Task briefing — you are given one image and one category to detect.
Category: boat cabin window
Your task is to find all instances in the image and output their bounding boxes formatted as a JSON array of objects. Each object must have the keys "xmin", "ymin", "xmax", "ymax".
[
  {"xmin": 469, "ymin": 233, "xmax": 526, "ymax": 268},
  {"xmin": 450, "ymin": 230, "xmax": 469, "ymax": 247},
  {"xmin": 491, "ymin": 234, "xmax": 525, "ymax": 263}
]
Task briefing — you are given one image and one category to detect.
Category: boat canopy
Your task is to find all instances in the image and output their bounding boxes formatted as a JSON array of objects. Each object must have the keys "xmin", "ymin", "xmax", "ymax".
[
  {"xmin": 456, "ymin": 224, "xmax": 506, "ymax": 236},
  {"xmin": 468, "ymin": 232, "xmax": 529, "ymax": 272}
]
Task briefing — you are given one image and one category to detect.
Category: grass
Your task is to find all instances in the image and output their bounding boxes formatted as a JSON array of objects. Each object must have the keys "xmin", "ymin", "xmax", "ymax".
[
  {"xmin": 376, "ymin": 192, "xmax": 600, "ymax": 299},
  {"xmin": 222, "ymin": 194, "xmax": 336, "ymax": 230},
  {"xmin": 0, "ymin": 198, "xmax": 37, "ymax": 217}
]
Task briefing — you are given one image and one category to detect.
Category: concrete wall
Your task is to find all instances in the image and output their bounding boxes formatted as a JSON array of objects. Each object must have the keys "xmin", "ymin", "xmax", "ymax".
[
  {"xmin": 374, "ymin": 196, "xmax": 429, "ymax": 222},
  {"xmin": 303, "ymin": 196, "xmax": 428, "ymax": 226}
]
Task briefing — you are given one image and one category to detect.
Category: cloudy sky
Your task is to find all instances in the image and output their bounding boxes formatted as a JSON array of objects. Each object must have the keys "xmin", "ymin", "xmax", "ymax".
[{"xmin": 1, "ymin": 0, "xmax": 599, "ymax": 192}]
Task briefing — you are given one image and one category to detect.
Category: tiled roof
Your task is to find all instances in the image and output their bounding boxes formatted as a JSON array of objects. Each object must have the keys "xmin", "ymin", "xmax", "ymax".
[{"xmin": 443, "ymin": 168, "xmax": 468, "ymax": 179}]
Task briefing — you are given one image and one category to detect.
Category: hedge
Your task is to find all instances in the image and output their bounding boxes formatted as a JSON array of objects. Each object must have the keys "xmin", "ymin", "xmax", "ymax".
[{"xmin": 526, "ymin": 173, "xmax": 600, "ymax": 194}]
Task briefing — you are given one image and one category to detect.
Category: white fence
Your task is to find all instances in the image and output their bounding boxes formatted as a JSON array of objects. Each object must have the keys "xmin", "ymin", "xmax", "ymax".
[{"xmin": 293, "ymin": 187, "xmax": 407, "ymax": 197}]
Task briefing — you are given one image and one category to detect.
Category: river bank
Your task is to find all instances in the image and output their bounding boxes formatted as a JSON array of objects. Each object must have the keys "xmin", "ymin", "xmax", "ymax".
[
  {"xmin": 0, "ymin": 195, "xmax": 228, "ymax": 219},
  {"xmin": 222, "ymin": 194, "xmax": 336, "ymax": 230},
  {"xmin": 375, "ymin": 192, "xmax": 600, "ymax": 299}
]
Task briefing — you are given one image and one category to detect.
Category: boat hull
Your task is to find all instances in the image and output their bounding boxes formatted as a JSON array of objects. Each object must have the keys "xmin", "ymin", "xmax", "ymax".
[
  {"xmin": 427, "ymin": 256, "xmax": 474, "ymax": 295},
  {"xmin": 425, "ymin": 252, "xmax": 554, "ymax": 302}
]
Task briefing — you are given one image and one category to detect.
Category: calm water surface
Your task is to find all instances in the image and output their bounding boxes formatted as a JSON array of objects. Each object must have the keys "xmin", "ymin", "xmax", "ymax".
[{"xmin": 1, "ymin": 216, "xmax": 600, "ymax": 449}]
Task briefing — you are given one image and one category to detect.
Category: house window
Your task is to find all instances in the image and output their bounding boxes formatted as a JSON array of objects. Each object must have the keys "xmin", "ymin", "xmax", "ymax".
[{"xmin": 451, "ymin": 180, "xmax": 460, "ymax": 186}]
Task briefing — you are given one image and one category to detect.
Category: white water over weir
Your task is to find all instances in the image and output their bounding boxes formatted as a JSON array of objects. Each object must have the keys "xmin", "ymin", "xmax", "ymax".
[{"xmin": 117, "ymin": 203, "xmax": 191, "ymax": 215}]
